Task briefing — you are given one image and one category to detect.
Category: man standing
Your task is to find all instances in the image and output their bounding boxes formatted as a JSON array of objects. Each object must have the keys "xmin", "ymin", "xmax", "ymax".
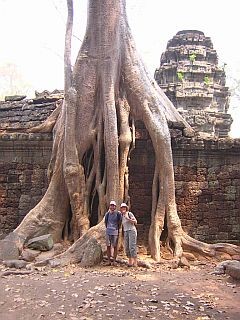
[{"xmin": 104, "ymin": 200, "xmax": 122, "ymax": 266}]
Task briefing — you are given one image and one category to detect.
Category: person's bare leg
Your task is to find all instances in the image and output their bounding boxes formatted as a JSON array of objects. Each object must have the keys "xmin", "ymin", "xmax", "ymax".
[
  {"xmin": 113, "ymin": 246, "xmax": 118, "ymax": 265},
  {"xmin": 128, "ymin": 257, "xmax": 133, "ymax": 266},
  {"xmin": 133, "ymin": 257, "xmax": 138, "ymax": 267}
]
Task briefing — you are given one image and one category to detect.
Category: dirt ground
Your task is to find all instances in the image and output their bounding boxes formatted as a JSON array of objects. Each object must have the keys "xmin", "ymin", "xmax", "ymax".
[{"xmin": 0, "ymin": 256, "xmax": 239, "ymax": 320}]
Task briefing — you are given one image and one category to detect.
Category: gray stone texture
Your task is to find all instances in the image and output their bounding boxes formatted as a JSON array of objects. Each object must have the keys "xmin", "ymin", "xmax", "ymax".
[
  {"xmin": 225, "ymin": 260, "xmax": 240, "ymax": 280},
  {"xmin": 154, "ymin": 30, "xmax": 232, "ymax": 138},
  {"xmin": 20, "ymin": 248, "xmax": 41, "ymax": 262},
  {"xmin": 80, "ymin": 238, "xmax": 103, "ymax": 267},
  {"xmin": 27, "ymin": 234, "xmax": 54, "ymax": 251},
  {"xmin": 129, "ymin": 121, "xmax": 240, "ymax": 246},
  {"xmin": 0, "ymin": 240, "xmax": 19, "ymax": 260},
  {"xmin": 2, "ymin": 259, "xmax": 28, "ymax": 269},
  {"xmin": 0, "ymin": 84, "xmax": 239, "ymax": 248},
  {"xmin": 215, "ymin": 260, "xmax": 240, "ymax": 280}
]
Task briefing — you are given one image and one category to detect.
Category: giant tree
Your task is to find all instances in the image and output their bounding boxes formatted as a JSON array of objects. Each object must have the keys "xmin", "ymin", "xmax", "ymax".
[{"xmin": 7, "ymin": 0, "xmax": 240, "ymax": 265}]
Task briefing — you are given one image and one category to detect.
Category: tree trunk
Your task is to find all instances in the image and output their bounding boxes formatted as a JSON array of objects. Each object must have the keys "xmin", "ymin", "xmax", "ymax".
[{"xmin": 8, "ymin": 0, "xmax": 240, "ymax": 265}]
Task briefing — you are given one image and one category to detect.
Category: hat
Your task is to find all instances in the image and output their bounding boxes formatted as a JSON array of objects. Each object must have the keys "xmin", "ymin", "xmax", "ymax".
[
  {"xmin": 120, "ymin": 202, "xmax": 128, "ymax": 208},
  {"xmin": 110, "ymin": 200, "xmax": 116, "ymax": 206}
]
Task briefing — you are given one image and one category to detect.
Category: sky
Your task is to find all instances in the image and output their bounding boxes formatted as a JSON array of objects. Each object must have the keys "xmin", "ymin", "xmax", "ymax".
[{"xmin": 0, "ymin": 0, "xmax": 239, "ymax": 137}]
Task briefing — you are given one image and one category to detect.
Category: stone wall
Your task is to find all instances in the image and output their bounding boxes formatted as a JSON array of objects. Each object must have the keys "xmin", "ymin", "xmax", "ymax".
[
  {"xmin": 172, "ymin": 138, "xmax": 240, "ymax": 243},
  {"xmin": 1, "ymin": 125, "xmax": 239, "ymax": 245},
  {"xmin": 0, "ymin": 99, "xmax": 239, "ymax": 244},
  {"xmin": 0, "ymin": 100, "xmax": 57, "ymax": 131},
  {"xmin": 0, "ymin": 97, "xmax": 56, "ymax": 238},
  {"xmin": 129, "ymin": 122, "xmax": 240, "ymax": 245},
  {"xmin": 0, "ymin": 134, "xmax": 52, "ymax": 238},
  {"xmin": 154, "ymin": 30, "xmax": 232, "ymax": 137}
]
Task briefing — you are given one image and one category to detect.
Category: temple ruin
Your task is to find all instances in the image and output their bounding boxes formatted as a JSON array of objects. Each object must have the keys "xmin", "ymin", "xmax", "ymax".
[
  {"xmin": 0, "ymin": 31, "xmax": 239, "ymax": 246},
  {"xmin": 155, "ymin": 30, "xmax": 233, "ymax": 137}
]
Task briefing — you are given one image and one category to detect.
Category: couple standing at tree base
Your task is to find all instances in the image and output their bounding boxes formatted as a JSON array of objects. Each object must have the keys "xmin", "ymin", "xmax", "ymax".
[{"xmin": 104, "ymin": 200, "xmax": 138, "ymax": 267}]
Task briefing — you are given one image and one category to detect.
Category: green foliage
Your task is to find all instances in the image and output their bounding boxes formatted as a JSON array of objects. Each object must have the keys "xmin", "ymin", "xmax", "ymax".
[
  {"xmin": 189, "ymin": 53, "xmax": 196, "ymax": 63},
  {"xmin": 204, "ymin": 75, "xmax": 210, "ymax": 86},
  {"xmin": 177, "ymin": 71, "xmax": 184, "ymax": 82}
]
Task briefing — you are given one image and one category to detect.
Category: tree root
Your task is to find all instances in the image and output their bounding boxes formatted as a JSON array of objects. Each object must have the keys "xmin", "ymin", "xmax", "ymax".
[
  {"xmin": 37, "ymin": 222, "xmax": 106, "ymax": 267},
  {"xmin": 1, "ymin": 270, "xmax": 34, "ymax": 277},
  {"xmin": 7, "ymin": 0, "xmax": 239, "ymax": 267},
  {"xmin": 181, "ymin": 233, "xmax": 240, "ymax": 259},
  {"xmin": 27, "ymin": 100, "xmax": 62, "ymax": 133}
]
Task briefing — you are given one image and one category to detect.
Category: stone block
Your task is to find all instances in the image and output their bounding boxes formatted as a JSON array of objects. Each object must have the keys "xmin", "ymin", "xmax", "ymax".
[
  {"xmin": 20, "ymin": 248, "xmax": 41, "ymax": 262},
  {"xmin": 196, "ymin": 175, "xmax": 206, "ymax": 182},
  {"xmin": 225, "ymin": 193, "xmax": 236, "ymax": 201},
  {"xmin": 80, "ymin": 238, "xmax": 103, "ymax": 267},
  {"xmin": 225, "ymin": 186, "xmax": 236, "ymax": 194},
  {"xmin": 225, "ymin": 260, "xmax": 240, "ymax": 280},
  {"xmin": 208, "ymin": 180, "xmax": 219, "ymax": 188},
  {"xmin": 232, "ymin": 178, "xmax": 240, "ymax": 186},
  {"xmin": 3, "ymin": 259, "xmax": 28, "ymax": 269},
  {"xmin": 0, "ymin": 240, "xmax": 19, "ymax": 260},
  {"xmin": 198, "ymin": 194, "xmax": 212, "ymax": 203},
  {"xmin": 232, "ymin": 225, "xmax": 240, "ymax": 233},
  {"xmin": 217, "ymin": 232, "xmax": 229, "ymax": 240},
  {"xmin": 218, "ymin": 172, "xmax": 230, "ymax": 180},
  {"xmin": 27, "ymin": 234, "xmax": 54, "ymax": 251},
  {"xmin": 0, "ymin": 174, "xmax": 8, "ymax": 183},
  {"xmin": 219, "ymin": 179, "xmax": 232, "ymax": 187}
]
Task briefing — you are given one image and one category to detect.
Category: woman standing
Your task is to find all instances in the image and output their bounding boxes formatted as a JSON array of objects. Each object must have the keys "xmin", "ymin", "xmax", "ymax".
[{"xmin": 120, "ymin": 203, "xmax": 138, "ymax": 267}]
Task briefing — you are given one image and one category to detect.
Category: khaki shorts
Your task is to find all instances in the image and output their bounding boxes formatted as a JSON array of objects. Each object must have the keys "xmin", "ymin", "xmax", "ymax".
[{"xmin": 106, "ymin": 234, "xmax": 118, "ymax": 247}]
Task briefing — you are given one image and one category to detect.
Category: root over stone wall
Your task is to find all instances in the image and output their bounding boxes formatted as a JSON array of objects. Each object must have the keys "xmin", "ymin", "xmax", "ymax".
[{"xmin": 0, "ymin": 124, "xmax": 239, "ymax": 243}]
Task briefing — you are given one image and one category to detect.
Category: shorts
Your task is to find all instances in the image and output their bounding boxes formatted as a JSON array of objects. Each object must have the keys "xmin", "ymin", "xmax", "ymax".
[{"xmin": 106, "ymin": 234, "xmax": 119, "ymax": 247}]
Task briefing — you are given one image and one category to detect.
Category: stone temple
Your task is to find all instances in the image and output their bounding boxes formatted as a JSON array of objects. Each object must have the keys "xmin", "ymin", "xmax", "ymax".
[
  {"xmin": 0, "ymin": 31, "xmax": 239, "ymax": 246},
  {"xmin": 154, "ymin": 30, "xmax": 232, "ymax": 138}
]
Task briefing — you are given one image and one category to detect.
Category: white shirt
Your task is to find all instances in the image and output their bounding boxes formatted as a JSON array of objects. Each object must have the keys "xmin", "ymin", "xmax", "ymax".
[{"xmin": 122, "ymin": 212, "xmax": 137, "ymax": 232}]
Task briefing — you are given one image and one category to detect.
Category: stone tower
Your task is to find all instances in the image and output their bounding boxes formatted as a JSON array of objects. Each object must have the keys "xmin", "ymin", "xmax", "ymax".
[{"xmin": 154, "ymin": 30, "xmax": 232, "ymax": 137}]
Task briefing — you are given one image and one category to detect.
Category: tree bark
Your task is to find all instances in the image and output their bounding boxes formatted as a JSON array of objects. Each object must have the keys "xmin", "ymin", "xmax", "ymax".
[{"xmin": 8, "ymin": 0, "xmax": 240, "ymax": 265}]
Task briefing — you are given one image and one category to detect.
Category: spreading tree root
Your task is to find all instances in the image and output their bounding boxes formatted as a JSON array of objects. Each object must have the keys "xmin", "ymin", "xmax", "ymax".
[
  {"xmin": 27, "ymin": 100, "xmax": 62, "ymax": 133},
  {"xmin": 181, "ymin": 233, "xmax": 240, "ymax": 260},
  {"xmin": 6, "ymin": 0, "xmax": 240, "ymax": 266}
]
